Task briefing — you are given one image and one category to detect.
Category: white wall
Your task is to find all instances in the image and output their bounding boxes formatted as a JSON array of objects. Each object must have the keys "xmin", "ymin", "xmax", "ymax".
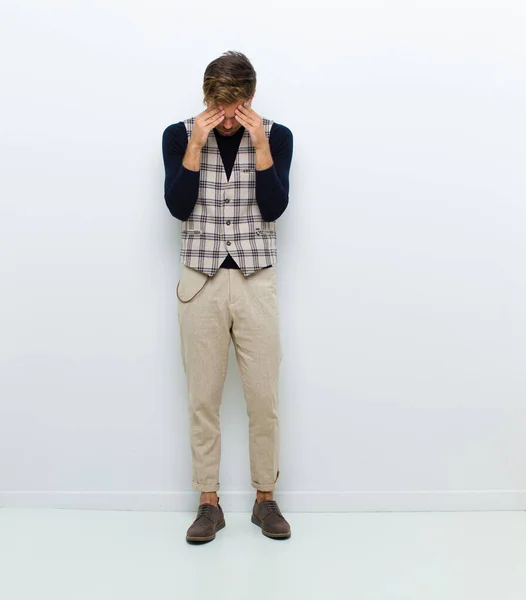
[{"xmin": 1, "ymin": 0, "xmax": 525, "ymax": 512}]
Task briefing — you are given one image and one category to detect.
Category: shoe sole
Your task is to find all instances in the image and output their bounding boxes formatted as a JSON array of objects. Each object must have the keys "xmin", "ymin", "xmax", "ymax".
[
  {"xmin": 251, "ymin": 515, "xmax": 291, "ymax": 539},
  {"xmin": 186, "ymin": 519, "xmax": 226, "ymax": 544}
]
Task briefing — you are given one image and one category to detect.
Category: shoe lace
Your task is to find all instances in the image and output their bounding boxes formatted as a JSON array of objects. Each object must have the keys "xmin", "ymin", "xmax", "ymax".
[
  {"xmin": 260, "ymin": 500, "xmax": 282, "ymax": 518},
  {"xmin": 196, "ymin": 504, "xmax": 216, "ymax": 522}
]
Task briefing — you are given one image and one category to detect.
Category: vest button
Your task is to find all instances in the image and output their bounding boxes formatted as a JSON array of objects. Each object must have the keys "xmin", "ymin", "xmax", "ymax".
[
  {"xmin": 225, "ymin": 199, "xmax": 230, "ymax": 203},
  {"xmin": 227, "ymin": 241, "xmax": 231, "ymax": 246},
  {"xmin": 226, "ymin": 220, "xmax": 231, "ymax": 226}
]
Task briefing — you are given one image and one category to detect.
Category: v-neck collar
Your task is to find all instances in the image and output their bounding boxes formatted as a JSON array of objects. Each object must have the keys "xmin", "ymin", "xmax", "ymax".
[{"xmin": 211, "ymin": 126, "xmax": 248, "ymax": 183}]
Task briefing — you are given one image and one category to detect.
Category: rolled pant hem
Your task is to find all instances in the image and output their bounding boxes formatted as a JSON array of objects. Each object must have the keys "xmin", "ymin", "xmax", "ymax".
[
  {"xmin": 192, "ymin": 481, "xmax": 220, "ymax": 492},
  {"xmin": 252, "ymin": 481, "xmax": 276, "ymax": 492}
]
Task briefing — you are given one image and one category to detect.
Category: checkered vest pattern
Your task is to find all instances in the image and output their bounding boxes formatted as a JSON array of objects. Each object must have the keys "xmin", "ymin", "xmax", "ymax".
[{"xmin": 180, "ymin": 116, "xmax": 277, "ymax": 276}]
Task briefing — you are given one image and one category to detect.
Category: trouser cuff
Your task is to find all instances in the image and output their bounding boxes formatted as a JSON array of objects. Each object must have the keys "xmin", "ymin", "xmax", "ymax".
[
  {"xmin": 252, "ymin": 470, "xmax": 280, "ymax": 492},
  {"xmin": 252, "ymin": 482, "xmax": 276, "ymax": 491},
  {"xmin": 192, "ymin": 481, "xmax": 220, "ymax": 492}
]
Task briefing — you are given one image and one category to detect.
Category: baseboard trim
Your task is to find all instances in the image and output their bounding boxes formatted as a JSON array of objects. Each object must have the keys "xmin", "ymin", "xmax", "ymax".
[{"xmin": 1, "ymin": 490, "xmax": 525, "ymax": 512}]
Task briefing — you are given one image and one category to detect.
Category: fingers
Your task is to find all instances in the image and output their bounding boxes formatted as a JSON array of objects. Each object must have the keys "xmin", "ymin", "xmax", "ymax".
[
  {"xmin": 235, "ymin": 112, "xmax": 251, "ymax": 127},
  {"xmin": 203, "ymin": 106, "xmax": 225, "ymax": 126},
  {"xmin": 235, "ymin": 104, "xmax": 256, "ymax": 127},
  {"xmin": 206, "ymin": 105, "xmax": 222, "ymax": 116}
]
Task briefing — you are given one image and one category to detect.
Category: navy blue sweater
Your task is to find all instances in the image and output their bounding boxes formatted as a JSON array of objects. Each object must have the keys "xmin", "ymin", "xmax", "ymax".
[{"xmin": 162, "ymin": 121, "xmax": 293, "ymax": 269}]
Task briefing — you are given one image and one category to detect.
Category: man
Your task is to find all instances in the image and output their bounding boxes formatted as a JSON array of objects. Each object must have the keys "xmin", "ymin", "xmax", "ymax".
[{"xmin": 161, "ymin": 51, "xmax": 293, "ymax": 543}]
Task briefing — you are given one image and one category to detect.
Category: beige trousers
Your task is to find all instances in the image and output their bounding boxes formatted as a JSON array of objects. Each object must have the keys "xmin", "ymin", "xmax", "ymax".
[{"xmin": 177, "ymin": 265, "xmax": 281, "ymax": 492}]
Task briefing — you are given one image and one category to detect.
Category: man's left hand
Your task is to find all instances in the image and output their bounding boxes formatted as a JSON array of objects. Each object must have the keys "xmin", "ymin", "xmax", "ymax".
[{"xmin": 235, "ymin": 102, "xmax": 267, "ymax": 149}]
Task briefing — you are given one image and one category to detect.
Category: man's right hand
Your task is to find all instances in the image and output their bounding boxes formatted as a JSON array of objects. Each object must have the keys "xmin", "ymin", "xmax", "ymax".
[{"xmin": 189, "ymin": 106, "xmax": 225, "ymax": 149}]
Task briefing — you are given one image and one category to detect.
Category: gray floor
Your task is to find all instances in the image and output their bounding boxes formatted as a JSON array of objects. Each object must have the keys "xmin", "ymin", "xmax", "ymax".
[{"xmin": 1, "ymin": 508, "xmax": 526, "ymax": 599}]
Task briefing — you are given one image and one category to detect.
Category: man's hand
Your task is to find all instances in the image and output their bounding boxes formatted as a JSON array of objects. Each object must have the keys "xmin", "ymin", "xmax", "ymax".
[
  {"xmin": 189, "ymin": 106, "xmax": 225, "ymax": 149},
  {"xmin": 234, "ymin": 102, "xmax": 267, "ymax": 150}
]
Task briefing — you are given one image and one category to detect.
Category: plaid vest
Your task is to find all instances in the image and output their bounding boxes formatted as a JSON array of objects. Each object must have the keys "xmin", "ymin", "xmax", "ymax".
[{"xmin": 180, "ymin": 116, "xmax": 277, "ymax": 277}]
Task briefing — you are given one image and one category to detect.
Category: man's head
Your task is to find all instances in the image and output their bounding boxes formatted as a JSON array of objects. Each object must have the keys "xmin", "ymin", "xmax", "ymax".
[{"xmin": 203, "ymin": 50, "xmax": 256, "ymax": 136}]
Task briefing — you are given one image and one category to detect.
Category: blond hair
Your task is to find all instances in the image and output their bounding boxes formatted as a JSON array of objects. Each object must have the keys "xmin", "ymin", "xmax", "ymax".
[{"xmin": 202, "ymin": 51, "xmax": 257, "ymax": 107}]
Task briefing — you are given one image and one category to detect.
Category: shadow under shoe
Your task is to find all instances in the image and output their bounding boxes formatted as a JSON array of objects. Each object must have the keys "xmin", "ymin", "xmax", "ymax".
[{"xmin": 186, "ymin": 501, "xmax": 226, "ymax": 544}]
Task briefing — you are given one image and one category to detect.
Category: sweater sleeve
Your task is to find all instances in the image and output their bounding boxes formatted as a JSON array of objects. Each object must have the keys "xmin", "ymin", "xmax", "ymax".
[
  {"xmin": 162, "ymin": 122, "xmax": 200, "ymax": 221},
  {"xmin": 255, "ymin": 123, "xmax": 293, "ymax": 221}
]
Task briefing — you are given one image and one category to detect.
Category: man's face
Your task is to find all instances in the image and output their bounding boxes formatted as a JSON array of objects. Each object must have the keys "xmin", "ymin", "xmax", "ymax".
[{"xmin": 212, "ymin": 98, "xmax": 252, "ymax": 136}]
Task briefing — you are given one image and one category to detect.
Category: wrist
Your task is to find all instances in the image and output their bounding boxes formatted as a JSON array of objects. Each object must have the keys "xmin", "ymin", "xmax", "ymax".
[
  {"xmin": 254, "ymin": 139, "xmax": 269, "ymax": 152},
  {"xmin": 188, "ymin": 140, "xmax": 203, "ymax": 152}
]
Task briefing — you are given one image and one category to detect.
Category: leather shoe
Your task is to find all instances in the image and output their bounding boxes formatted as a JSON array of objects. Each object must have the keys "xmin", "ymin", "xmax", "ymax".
[
  {"xmin": 186, "ymin": 501, "xmax": 226, "ymax": 543},
  {"xmin": 251, "ymin": 499, "xmax": 291, "ymax": 539}
]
